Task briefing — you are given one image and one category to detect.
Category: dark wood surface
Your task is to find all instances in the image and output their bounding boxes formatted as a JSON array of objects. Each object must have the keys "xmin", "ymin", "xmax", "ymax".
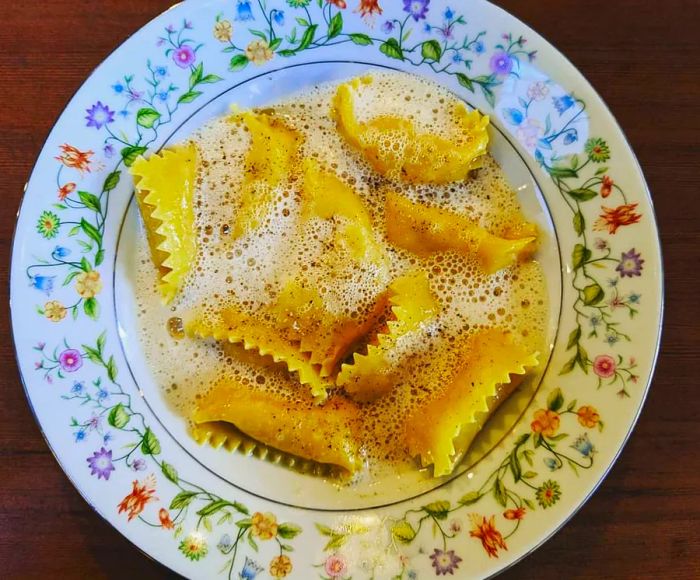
[{"xmin": 1, "ymin": 1, "xmax": 698, "ymax": 578}]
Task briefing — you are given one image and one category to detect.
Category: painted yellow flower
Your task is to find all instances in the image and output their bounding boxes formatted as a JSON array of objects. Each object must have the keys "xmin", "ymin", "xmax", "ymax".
[
  {"xmin": 577, "ymin": 405, "xmax": 600, "ymax": 428},
  {"xmin": 251, "ymin": 511, "xmax": 278, "ymax": 540},
  {"xmin": 213, "ymin": 19, "xmax": 233, "ymax": 42},
  {"xmin": 75, "ymin": 270, "xmax": 103, "ymax": 298},
  {"xmin": 269, "ymin": 555, "xmax": 292, "ymax": 578},
  {"xmin": 44, "ymin": 300, "xmax": 67, "ymax": 322},
  {"xmin": 530, "ymin": 409, "xmax": 560, "ymax": 437},
  {"xmin": 245, "ymin": 40, "xmax": 274, "ymax": 65}
]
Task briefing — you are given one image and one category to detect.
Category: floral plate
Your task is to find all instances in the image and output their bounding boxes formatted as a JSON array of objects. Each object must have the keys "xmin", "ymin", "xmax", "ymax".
[{"xmin": 10, "ymin": 1, "xmax": 662, "ymax": 578}]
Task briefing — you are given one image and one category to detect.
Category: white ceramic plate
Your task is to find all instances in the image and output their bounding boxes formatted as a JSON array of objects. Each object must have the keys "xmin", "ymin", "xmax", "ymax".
[{"xmin": 11, "ymin": 1, "xmax": 662, "ymax": 578}]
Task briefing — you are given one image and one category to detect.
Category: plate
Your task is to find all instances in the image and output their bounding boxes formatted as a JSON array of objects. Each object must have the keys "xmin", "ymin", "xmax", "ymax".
[{"xmin": 10, "ymin": 1, "xmax": 662, "ymax": 578}]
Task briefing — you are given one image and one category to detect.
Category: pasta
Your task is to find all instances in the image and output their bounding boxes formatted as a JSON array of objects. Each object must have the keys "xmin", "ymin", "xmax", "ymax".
[{"xmin": 131, "ymin": 71, "xmax": 548, "ymax": 482}]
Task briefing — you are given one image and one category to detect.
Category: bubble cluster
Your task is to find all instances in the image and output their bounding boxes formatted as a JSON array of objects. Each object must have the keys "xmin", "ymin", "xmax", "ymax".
[{"xmin": 134, "ymin": 71, "xmax": 550, "ymax": 481}]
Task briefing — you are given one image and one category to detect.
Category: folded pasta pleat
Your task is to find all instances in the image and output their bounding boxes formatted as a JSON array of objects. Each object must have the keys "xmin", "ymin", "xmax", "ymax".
[
  {"xmin": 404, "ymin": 328, "xmax": 539, "ymax": 477},
  {"xmin": 193, "ymin": 380, "xmax": 362, "ymax": 474},
  {"xmin": 332, "ymin": 76, "xmax": 490, "ymax": 184},
  {"xmin": 337, "ymin": 270, "xmax": 439, "ymax": 402},
  {"xmin": 130, "ymin": 144, "xmax": 198, "ymax": 303},
  {"xmin": 384, "ymin": 190, "xmax": 537, "ymax": 274}
]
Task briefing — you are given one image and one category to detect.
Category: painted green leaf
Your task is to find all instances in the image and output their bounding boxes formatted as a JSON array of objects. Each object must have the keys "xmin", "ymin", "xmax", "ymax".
[
  {"xmin": 96, "ymin": 332, "xmax": 106, "ymax": 354},
  {"xmin": 572, "ymin": 243, "xmax": 591, "ymax": 270},
  {"xmin": 189, "ymin": 62, "xmax": 204, "ymax": 87},
  {"xmin": 277, "ymin": 523, "xmax": 302, "ymax": 540},
  {"xmin": 523, "ymin": 471, "xmax": 538, "ymax": 479},
  {"xmin": 515, "ymin": 433, "xmax": 530, "ymax": 446},
  {"xmin": 324, "ymin": 534, "xmax": 348, "ymax": 551},
  {"xmin": 63, "ymin": 271, "xmax": 80, "ymax": 287},
  {"xmin": 247, "ymin": 534, "xmax": 259, "ymax": 552},
  {"xmin": 423, "ymin": 500, "xmax": 450, "ymax": 520},
  {"xmin": 295, "ymin": 17, "xmax": 309, "ymax": 26},
  {"xmin": 582, "ymin": 283, "xmax": 604, "ymax": 305},
  {"xmin": 95, "ymin": 249, "xmax": 105, "ymax": 267},
  {"xmin": 136, "ymin": 108, "xmax": 161, "ymax": 129},
  {"xmin": 141, "ymin": 427, "xmax": 161, "ymax": 455},
  {"xmin": 79, "ymin": 257, "xmax": 91, "ymax": 272},
  {"xmin": 573, "ymin": 210, "xmax": 585, "ymax": 235},
  {"xmin": 577, "ymin": 343, "xmax": 589, "ymax": 372},
  {"xmin": 78, "ymin": 191, "xmax": 101, "ymax": 213},
  {"xmin": 548, "ymin": 166, "xmax": 578, "ymax": 179},
  {"xmin": 82, "ymin": 345, "xmax": 102, "ymax": 364},
  {"xmin": 458, "ymin": 491, "xmax": 481, "ymax": 506},
  {"xmin": 493, "ymin": 478, "xmax": 508, "ymax": 507},
  {"xmin": 280, "ymin": 544, "xmax": 294, "ymax": 552},
  {"xmin": 121, "ymin": 145, "xmax": 148, "ymax": 167},
  {"xmin": 391, "ymin": 520, "xmax": 417, "ymax": 544},
  {"xmin": 421, "ymin": 40, "xmax": 442, "ymax": 61},
  {"xmin": 202, "ymin": 516, "xmax": 213, "ymax": 533},
  {"xmin": 315, "ymin": 523, "xmax": 333, "ymax": 536},
  {"xmin": 161, "ymin": 462, "xmax": 178, "ymax": 486},
  {"xmin": 547, "ymin": 387, "xmax": 564, "ymax": 412},
  {"xmin": 68, "ymin": 225, "xmax": 81, "ymax": 236},
  {"xmin": 178, "ymin": 90, "xmax": 203, "ymax": 104},
  {"xmin": 277, "ymin": 49, "xmax": 296, "ymax": 57},
  {"xmin": 236, "ymin": 518, "xmax": 253, "ymax": 528},
  {"xmin": 595, "ymin": 166, "xmax": 608, "ymax": 176},
  {"xmin": 456, "ymin": 72, "xmax": 474, "ymax": 92},
  {"xmin": 80, "ymin": 218, "xmax": 101, "ymax": 245},
  {"xmin": 510, "ymin": 453, "xmax": 522, "ymax": 482},
  {"xmin": 103, "ymin": 170, "xmax": 121, "ymax": 192},
  {"xmin": 229, "ymin": 54, "xmax": 249, "ymax": 71},
  {"xmin": 298, "ymin": 24, "xmax": 317, "ymax": 50},
  {"xmin": 269, "ymin": 38, "xmax": 282, "ymax": 50},
  {"xmin": 560, "ymin": 354, "xmax": 577, "ymax": 375},
  {"xmin": 549, "ymin": 433, "xmax": 569, "ymax": 441},
  {"xmin": 201, "ymin": 73, "xmax": 224, "ymax": 84},
  {"xmin": 196, "ymin": 500, "xmax": 233, "ymax": 517},
  {"xmin": 170, "ymin": 490, "xmax": 197, "ymax": 510},
  {"xmin": 567, "ymin": 188, "xmax": 597, "ymax": 202},
  {"xmin": 83, "ymin": 298, "xmax": 99, "ymax": 320},
  {"xmin": 481, "ymin": 85, "xmax": 496, "ymax": 107},
  {"xmin": 328, "ymin": 12, "xmax": 343, "ymax": 39},
  {"xmin": 249, "ymin": 29, "xmax": 268, "ymax": 41},
  {"xmin": 349, "ymin": 33, "xmax": 373, "ymax": 45},
  {"xmin": 106, "ymin": 355, "xmax": 118, "ymax": 382},
  {"xmin": 566, "ymin": 326, "xmax": 581, "ymax": 350},
  {"xmin": 379, "ymin": 38, "xmax": 404, "ymax": 60},
  {"xmin": 108, "ymin": 403, "xmax": 130, "ymax": 429}
]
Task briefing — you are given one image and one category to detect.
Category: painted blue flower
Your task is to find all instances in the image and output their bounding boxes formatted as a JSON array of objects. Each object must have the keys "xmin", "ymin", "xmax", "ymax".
[
  {"xmin": 451, "ymin": 52, "xmax": 463, "ymax": 63},
  {"xmin": 118, "ymin": 109, "xmax": 130, "ymax": 119},
  {"xmin": 563, "ymin": 129, "xmax": 578, "ymax": 145},
  {"xmin": 423, "ymin": 22, "xmax": 432, "ymax": 33},
  {"xmin": 112, "ymin": 82, "xmax": 125, "ymax": 94},
  {"xmin": 235, "ymin": 0, "xmax": 254, "ymax": 21},
  {"xmin": 382, "ymin": 20, "xmax": 395, "ymax": 34},
  {"xmin": 444, "ymin": 7, "xmax": 454, "ymax": 20},
  {"xmin": 571, "ymin": 433, "xmax": 595, "ymax": 457},
  {"xmin": 155, "ymin": 65, "xmax": 168, "ymax": 78},
  {"xmin": 97, "ymin": 389, "xmax": 109, "ymax": 401},
  {"xmin": 552, "ymin": 94, "xmax": 575, "ymax": 115},
  {"xmin": 589, "ymin": 315, "xmax": 600, "ymax": 328},
  {"xmin": 85, "ymin": 101, "xmax": 115, "ymax": 130},
  {"xmin": 217, "ymin": 533, "xmax": 232, "ymax": 553},
  {"xmin": 534, "ymin": 149, "xmax": 545, "ymax": 165},
  {"xmin": 103, "ymin": 432, "xmax": 113, "ymax": 444},
  {"xmin": 75, "ymin": 429, "xmax": 87, "ymax": 442},
  {"xmin": 606, "ymin": 334, "xmax": 619, "ymax": 346},
  {"xmin": 271, "ymin": 9, "xmax": 284, "ymax": 26},
  {"xmin": 503, "ymin": 107, "xmax": 524, "ymax": 126},
  {"xmin": 158, "ymin": 91, "xmax": 169, "ymax": 102},
  {"xmin": 239, "ymin": 556, "xmax": 264, "ymax": 579},
  {"xmin": 628, "ymin": 292, "xmax": 641, "ymax": 304},
  {"xmin": 53, "ymin": 246, "xmax": 71, "ymax": 258},
  {"xmin": 407, "ymin": 571, "xmax": 418, "ymax": 580},
  {"xmin": 544, "ymin": 457, "xmax": 559, "ymax": 471},
  {"xmin": 30, "ymin": 275, "xmax": 55, "ymax": 296},
  {"xmin": 608, "ymin": 277, "xmax": 619, "ymax": 287},
  {"xmin": 71, "ymin": 381, "xmax": 85, "ymax": 394},
  {"xmin": 473, "ymin": 40, "xmax": 485, "ymax": 54},
  {"xmin": 404, "ymin": 0, "xmax": 431, "ymax": 22}
]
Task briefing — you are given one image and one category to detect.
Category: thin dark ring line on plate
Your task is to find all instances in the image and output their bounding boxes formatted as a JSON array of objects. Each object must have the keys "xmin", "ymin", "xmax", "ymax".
[{"xmin": 111, "ymin": 58, "xmax": 565, "ymax": 513}]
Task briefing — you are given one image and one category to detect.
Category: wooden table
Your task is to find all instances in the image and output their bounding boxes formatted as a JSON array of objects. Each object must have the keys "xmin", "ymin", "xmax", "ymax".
[{"xmin": 1, "ymin": 1, "xmax": 698, "ymax": 578}]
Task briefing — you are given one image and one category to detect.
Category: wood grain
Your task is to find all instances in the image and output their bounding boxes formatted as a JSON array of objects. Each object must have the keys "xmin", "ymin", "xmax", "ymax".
[{"xmin": 1, "ymin": 1, "xmax": 698, "ymax": 578}]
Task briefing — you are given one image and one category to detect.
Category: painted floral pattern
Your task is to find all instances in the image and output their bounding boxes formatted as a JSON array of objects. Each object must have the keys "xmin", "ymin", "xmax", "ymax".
[{"xmin": 16, "ymin": 1, "xmax": 654, "ymax": 578}]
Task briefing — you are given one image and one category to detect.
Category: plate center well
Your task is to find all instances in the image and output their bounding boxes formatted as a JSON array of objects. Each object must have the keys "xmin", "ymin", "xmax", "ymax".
[{"xmin": 114, "ymin": 62, "xmax": 562, "ymax": 510}]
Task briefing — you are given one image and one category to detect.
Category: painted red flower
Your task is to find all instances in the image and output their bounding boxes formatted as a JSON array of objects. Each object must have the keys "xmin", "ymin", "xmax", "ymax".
[
  {"xmin": 600, "ymin": 175, "xmax": 613, "ymax": 198},
  {"xmin": 158, "ymin": 507, "xmax": 174, "ymax": 529},
  {"xmin": 55, "ymin": 144, "xmax": 94, "ymax": 174},
  {"xmin": 357, "ymin": 0, "xmax": 383, "ymax": 19},
  {"xmin": 117, "ymin": 474, "xmax": 157, "ymax": 521},
  {"xmin": 327, "ymin": 0, "xmax": 347, "ymax": 8},
  {"xmin": 594, "ymin": 203, "xmax": 642, "ymax": 234},
  {"xmin": 469, "ymin": 514, "xmax": 507, "ymax": 558},
  {"xmin": 503, "ymin": 507, "xmax": 526, "ymax": 520},
  {"xmin": 593, "ymin": 355, "xmax": 616, "ymax": 378},
  {"xmin": 58, "ymin": 182, "xmax": 76, "ymax": 201}
]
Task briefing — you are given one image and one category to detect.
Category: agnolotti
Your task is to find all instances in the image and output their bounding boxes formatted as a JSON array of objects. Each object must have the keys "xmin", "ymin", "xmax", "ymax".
[
  {"xmin": 130, "ymin": 144, "xmax": 198, "ymax": 303},
  {"xmin": 337, "ymin": 270, "xmax": 439, "ymax": 402},
  {"xmin": 193, "ymin": 379, "xmax": 362, "ymax": 474},
  {"xmin": 385, "ymin": 190, "xmax": 537, "ymax": 274},
  {"xmin": 332, "ymin": 75, "xmax": 490, "ymax": 184},
  {"xmin": 404, "ymin": 329, "xmax": 540, "ymax": 477}
]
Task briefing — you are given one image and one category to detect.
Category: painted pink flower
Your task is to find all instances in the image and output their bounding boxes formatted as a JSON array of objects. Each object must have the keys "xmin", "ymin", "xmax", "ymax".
[
  {"xmin": 593, "ymin": 355, "xmax": 616, "ymax": 378},
  {"xmin": 616, "ymin": 248, "xmax": 644, "ymax": 278},
  {"xmin": 58, "ymin": 182, "xmax": 76, "ymax": 201},
  {"xmin": 173, "ymin": 45, "xmax": 196, "ymax": 68},
  {"xmin": 600, "ymin": 175, "xmax": 614, "ymax": 198},
  {"xmin": 59, "ymin": 349, "xmax": 83, "ymax": 372},
  {"xmin": 324, "ymin": 554, "xmax": 348, "ymax": 578},
  {"xmin": 87, "ymin": 447, "xmax": 115, "ymax": 480}
]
